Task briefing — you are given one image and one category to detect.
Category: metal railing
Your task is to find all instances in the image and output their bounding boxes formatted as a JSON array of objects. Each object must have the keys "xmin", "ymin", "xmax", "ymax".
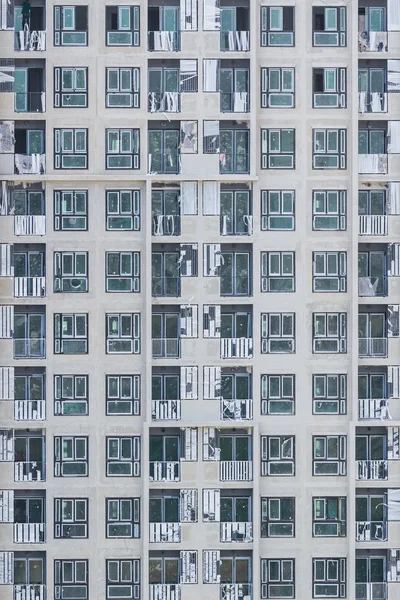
[
  {"xmin": 149, "ymin": 522, "xmax": 181, "ymax": 542},
  {"xmin": 358, "ymin": 338, "xmax": 387, "ymax": 358},
  {"xmin": 13, "ymin": 522, "xmax": 46, "ymax": 543},
  {"xmin": 152, "ymin": 399, "xmax": 181, "ymax": 421},
  {"xmin": 358, "ymin": 154, "xmax": 388, "ymax": 175},
  {"xmin": 356, "ymin": 459, "xmax": 387, "ymax": 481},
  {"xmin": 148, "ymin": 152, "xmax": 180, "ymax": 175},
  {"xmin": 358, "ymin": 276, "xmax": 387, "ymax": 297},
  {"xmin": 220, "ymin": 276, "xmax": 252, "ymax": 296},
  {"xmin": 148, "ymin": 31, "xmax": 180, "ymax": 51},
  {"xmin": 14, "ymin": 153, "xmax": 46, "ymax": 175},
  {"xmin": 358, "ymin": 92, "xmax": 387, "ymax": 114},
  {"xmin": 149, "ymin": 460, "xmax": 180, "ymax": 482},
  {"xmin": 152, "ymin": 214, "xmax": 181, "ymax": 236},
  {"xmin": 14, "ymin": 277, "xmax": 46, "ymax": 298},
  {"xmin": 358, "ymin": 399, "xmax": 391, "ymax": 420},
  {"xmin": 220, "ymin": 338, "xmax": 253, "ymax": 358},
  {"xmin": 14, "ymin": 215, "xmax": 46, "ymax": 236},
  {"xmin": 14, "ymin": 461, "xmax": 45, "ymax": 482},
  {"xmin": 220, "ymin": 399, "xmax": 253, "ymax": 421},
  {"xmin": 14, "ymin": 585, "xmax": 46, "ymax": 600},
  {"xmin": 15, "ymin": 92, "xmax": 45, "ymax": 113},
  {"xmin": 220, "ymin": 92, "xmax": 250, "ymax": 113},
  {"xmin": 220, "ymin": 31, "xmax": 250, "ymax": 51},
  {"xmin": 359, "ymin": 31, "xmax": 388, "ymax": 52},
  {"xmin": 356, "ymin": 521, "xmax": 387, "ymax": 541},
  {"xmin": 359, "ymin": 215, "xmax": 388, "ymax": 236},
  {"xmin": 220, "ymin": 521, "xmax": 253, "ymax": 542},
  {"xmin": 355, "ymin": 582, "xmax": 387, "ymax": 600},
  {"xmin": 152, "ymin": 338, "xmax": 180, "ymax": 358},
  {"xmin": 14, "ymin": 29, "xmax": 46, "ymax": 51},
  {"xmin": 219, "ymin": 152, "xmax": 250, "ymax": 175},
  {"xmin": 148, "ymin": 92, "xmax": 180, "ymax": 113},
  {"xmin": 14, "ymin": 338, "xmax": 46, "ymax": 359},
  {"xmin": 149, "ymin": 584, "xmax": 181, "ymax": 600},
  {"xmin": 220, "ymin": 460, "xmax": 253, "ymax": 481},
  {"xmin": 220, "ymin": 214, "xmax": 253, "ymax": 236},
  {"xmin": 220, "ymin": 584, "xmax": 252, "ymax": 600},
  {"xmin": 152, "ymin": 277, "xmax": 181, "ymax": 298},
  {"xmin": 14, "ymin": 400, "xmax": 46, "ymax": 421}
]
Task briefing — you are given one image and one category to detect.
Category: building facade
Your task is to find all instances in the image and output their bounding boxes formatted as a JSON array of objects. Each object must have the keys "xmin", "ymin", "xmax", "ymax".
[{"xmin": 0, "ymin": 0, "xmax": 400, "ymax": 598}]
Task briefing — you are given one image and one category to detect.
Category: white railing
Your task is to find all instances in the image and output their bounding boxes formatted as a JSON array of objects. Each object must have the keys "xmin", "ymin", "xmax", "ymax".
[
  {"xmin": 355, "ymin": 582, "xmax": 387, "ymax": 600},
  {"xmin": 14, "ymin": 154, "xmax": 46, "ymax": 175},
  {"xmin": 14, "ymin": 400, "xmax": 46, "ymax": 421},
  {"xmin": 356, "ymin": 521, "xmax": 387, "ymax": 541},
  {"xmin": 14, "ymin": 584, "xmax": 46, "ymax": 600},
  {"xmin": 149, "ymin": 584, "xmax": 181, "ymax": 600},
  {"xmin": 356, "ymin": 459, "xmax": 387, "ymax": 481},
  {"xmin": 359, "ymin": 31, "xmax": 388, "ymax": 52},
  {"xmin": 358, "ymin": 338, "xmax": 388, "ymax": 358},
  {"xmin": 220, "ymin": 338, "xmax": 253, "ymax": 358},
  {"xmin": 359, "ymin": 215, "xmax": 388, "ymax": 236},
  {"xmin": 358, "ymin": 92, "xmax": 387, "ymax": 113},
  {"xmin": 14, "ymin": 338, "xmax": 46, "ymax": 359},
  {"xmin": 221, "ymin": 31, "xmax": 250, "ymax": 51},
  {"xmin": 152, "ymin": 214, "xmax": 180, "ymax": 236},
  {"xmin": 14, "ymin": 215, "xmax": 46, "ymax": 236},
  {"xmin": 149, "ymin": 461, "xmax": 180, "ymax": 482},
  {"xmin": 220, "ymin": 521, "xmax": 253, "ymax": 542},
  {"xmin": 220, "ymin": 584, "xmax": 252, "ymax": 600},
  {"xmin": 148, "ymin": 31, "xmax": 179, "ymax": 51},
  {"xmin": 358, "ymin": 277, "xmax": 387, "ymax": 297},
  {"xmin": 358, "ymin": 399, "xmax": 391, "ymax": 420},
  {"xmin": 16, "ymin": 29, "xmax": 46, "ymax": 51},
  {"xmin": 152, "ymin": 400, "xmax": 181, "ymax": 421},
  {"xmin": 220, "ymin": 460, "xmax": 253, "ymax": 481},
  {"xmin": 220, "ymin": 399, "xmax": 253, "ymax": 421},
  {"xmin": 13, "ymin": 522, "xmax": 45, "ymax": 543},
  {"xmin": 149, "ymin": 92, "xmax": 180, "ymax": 113},
  {"xmin": 14, "ymin": 461, "xmax": 44, "ymax": 482},
  {"xmin": 359, "ymin": 154, "xmax": 388, "ymax": 174},
  {"xmin": 14, "ymin": 277, "xmax": 46, "ymax": 298},
  {"xmin": 149, "ymin": 522, "xmax": 181, "ymax": 542},
  {"xmin": 152, "ymin": 338, "xmax": 180, "ymax": 358}
]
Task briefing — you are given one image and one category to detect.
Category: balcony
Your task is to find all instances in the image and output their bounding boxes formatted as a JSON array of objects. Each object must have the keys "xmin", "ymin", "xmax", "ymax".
[
  {"xmin": 220, "ymin": 584, "xmax": 252, "ymax": 600},
  {"xmin": 359, "ymin": 31, "xmax": 388, "ymax": 53},
  {"xmin": 152, "ymin": 338, "xmax": 180, "ymax": 358},
  {"xmin": 359, "ymin": 215, "xmax": 388, "ymax": 236},
  {"xmin": 358, "ymin": 399, "xmax": 391, "ymax": 420},
  {"xmin": 219, "ymin": 6, "xmax": 250, "ymax": 52},
  {"xmin": 220, "ymin": 399, "xmax": 253, "ymax": 421},
  {"xmin": 149, "ymin": 584, "xmax": 181, "ymax": 600},
  {"xmin": 220, "ymin": 338, "xmax": 253, "ymax": 359},
  {"xmin": 356, "ymin": 521, "xmax": 387, "ymax": 541},
  {"xmin": 220, "ymin": 521, "xmax": 252, "ymax": 542},
  {"xmin": 14, "ymin": 400, "xmax": 46, "ymax": 421},
  {"xmin": 14, "ymin": 216, "xmax": 46, "ymax": 236},
  {"xmin": 152, "ymin": 400, "xmax": 181, "ymax": 421},
  {"xmin": 13, "ymin": 522, "xmax": 45, "ymax": 543},
  {"xmin": 14, "ymin": 584, "xmax": 46, "ymax": 600},
  {"xmin": 221, "ymin": 92, "xmax": 250, "ymax": 113},
  {"xmin": 149, "ymin": 522, "xmax": 181, "ymax": 542},
  {"xmin": 14, "ymin": 277, "xmax": 46, "ymax": 298},
  {"xmin": 221, "ymin": 31, "xmax": 249, "ymax": 51},
  {"xmin": 355, "ymin": 582, "xmax": 387, "ymax": 600},
  {"xmin": 148, "ymin": 31, "xmax": 180, "ymax": 51},
  {"xmin": 359, "ymin": 154, "xmax": 388, "ymax": 174},
  {"xmin": 358, "ymin": 277, "xmax": 387, "ymax": 297},
  {"xmin": 359, "ymin": 93, "xmax": 387, "ymax": 114},
  {"xmin": 149, "ymin": 461, "xmax": 180, "ymax": 482},
  {"xmin": 359, "ymin": 337, "xmax": 388, "ymax": 358},
  {"xmin": 15, "ymin": 92, "xmax": 46, "ymax": 114},
  {"xmin": 15, "ymin": 30, "xmax": 46, "ymax": 52},
  {"xmin": 220, "ymin": 460, "xmax": 253, "ymax": 482},
  {"xmin": 152, "ymin": 276, "xmax": 181, "ymax": 297},
  {"xmin": 356, "ymin": 459, "xmax": 388, "ymax": 480},
  {"xmin": 14, "ymin": 338, "xmax": 46, "ymax": 359},
  {"xmin": 14, "ymin": 461, "xmax": 45, "ymax": 482},
  {"xmin": 149, "ymin": 92, "xmax": 180, "ymax": 113}
]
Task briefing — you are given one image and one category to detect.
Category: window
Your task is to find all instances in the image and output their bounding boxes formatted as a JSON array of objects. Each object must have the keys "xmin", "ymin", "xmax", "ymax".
[
  {"xmin": 149, "ymin": 129, "xmax": 180, "ymax": 175},
  {"xmin": 106, "ymin": 437, "xmax": 140, "ymax": 476},
  {"xmin": 261, "ymin": 190, "xmax": 295, "ymax": 231},
  {"xmin": 219, "ymin": 128, "xmax": 249, "ymax": 175},
  {"xmin": 106, "ymin": 68, "xmax": 140, "ymax": 108},
  {"xmin": 261, "ymin": 68, "xmax": 295, "ymax": 108},
  {"xmin": 106, "ymin": 129, "xmax": 140, "ymax": 169},
  {"xmin": 106, "ymin": 375, "xmax": 140, "ymax": 416},
  {"xmin": 106, "ymin": 6, "xmax": 140, "ymax": 46},
  {"xmin": 106, "ymin": 190, "xmax": 140, "ymax": 231},
  {"xmin": 313, "ymin": 497, "xmax": 346, "ymax": 537},
  {"xmin": 261, "ymin": 252, "xmax": 295, "ymax": 292},
  {"xmin": 261, "ymin": 7, "xmax": 294, "ymax": 46},
  {"xmin": 54, "ymin": 375, "xmax": 88, "ymax": 416},
  {"xmin": 313, "ymin": 7, "xmax": 346, "ymax": 47},
  {"xmin": 54, "ymin": 6, "xmax": 88, "ymax": 46},
  {"xmin": 220, "ymin": 251, "xmax": 252, "ymax": 296},
  {"xmin": 55, "ymin": 560, "xmax": 88, "ymax": 600},
  {"xmin": 261, "ymin": 497, "xmax": 295, "ymax": 537},
  {"xmin": 54, "ymin": 313, "xmax": 88, "ymax": 354},
  {"xmin": 152, "ymin": 252, "xmax": 181, "ymax": 297},
  {"xmin": 106, "ymin": 252, "xmax": 140, "ymax": 292},
  {"xmin": 220, "ymin": 190, "xmax": 252, "ymax": 235},
  {"xmin": 313, "ymin": 313, "xmax": 347, "ymax": 353},
  {"xmin": 261, "ymin": 313, "xmax": 295, "ymax": 353},
  {"xmin": 313, "ymin": 558, "xmax": 346, "ymax": 598},
  {"xmin": 359, "ymin": 128, "xmax": 386, "ymax": 154},
  {"xmin": 261, "ymin": 375, "xmax": 295, "ymax": 415},
  {"xmin": 313, "ymin": 129, "xmax": 346, "ymax": 169},
  {"xmin": 54, "ymin": 498, "xmax": 88, "ymax": 538},
  {"xmin": 358, "ymin": 189, "xmax": 386, "ymax": 217},
  {"xmin": 55, "ymin": 436, "xmax": 88, "ymax": 477},
  {"xmin": 313, "ymin": 190, "xmax": 346, "ymax": 231},
  {"xmin": 261, "ymin": 436, "xmax": 295, "ymax": 476},
  {"xmin": 106, "ymin": 314, "xmax": 140, "ymax": 354},
  {"xmin": 106, "ymin": 559, "xmax": 140, "ymax": 600},
  {"xmin": 54, "ymin": 190, "xmax": 88, "ymax": 231},
  {"xmin": 261, "ymin": 559, "xmax": 295, "ymax": 599},
  {"xmin": 106, "ymin": 498, "xmax": 140, "ymax": 538},
  {"xmin": 54, "ymin": 68, "xmax": 88, "ymax": 107},
  {"xmin": 313, "ymin": 375, "xmax": 346, "ymax": 415},
  {"xmin": 313, "ymin": 68, "xmax": 346, "ymax": 108},
  {"xmin": 54, "ymin": 129, "xmax": 88, "ymax": 169},
  {"xmin": 313, "ymin": 252, "xmax": 346, "ymax": 292},
  {"xmin": 261, "ymin": 129, "xmax": 295, "ymax": 169},
  {"xmin": 54, "ymin": 252, "xmax": 88, "ymax": 293},
  {"xmin": 313, "ymin": 436, "xmax": 347, "ymax": 475},
  {"xmin": 14, "ymin": 373, "xmax": 44, "ymax": 404}
]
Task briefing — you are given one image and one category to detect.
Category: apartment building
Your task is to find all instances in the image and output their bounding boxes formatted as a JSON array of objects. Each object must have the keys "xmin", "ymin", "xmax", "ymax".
[{"xmin": 0, "ymin": 0, "xmax": 400, "ymax": 599}]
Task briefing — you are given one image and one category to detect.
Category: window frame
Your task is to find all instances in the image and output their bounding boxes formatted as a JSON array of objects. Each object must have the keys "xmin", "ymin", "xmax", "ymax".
[
  {"xmin": 313, "ymin": 558, "xmax": 346, "ymax": 598},
  {"xmin": 54, "ymin": 128, "xmax": 88, "ymax": 170},
  {"xmin": 261, "ymin": 497, "xmax": 295, "ymax": 538},
  {"xmin": 313, "ymin": 374, "xmax": 347, "ymax": 415},
  {"xmin": 106, "ymin": 498, "xmax": 140, "ymax": 539},
  {"xmin": 105, "ymin": 5, "xmax": 140, "ymax": 47},
  {"xmin": 312, "ymin": 251, "xmax": 347, "ymax": 293},
  {"xmin": 312, "ymin": 7, "xmax": 346, "ymax": 47},
  {"xmin": 106, "ymin": 251, "xmax": 140, "ymax": 293},
  {"xmin": 106, "ymin": 559, "xmax": 141, "ymax": 600},
  {"xmin": 106, "ymin": 67, "xmax": 140, "ymax": 108},
  {"xmin": 261, "ymin": 190, "xmax": 295, "ymax": 231},
  {"xmin": 54, "ymin": 67, "xmax": 88, "ymax": 108},
  {"xmin": 312, "ymin": 68, "xmax": 346, "ymax": 108},
  {"xmin": 261, "ymin": 67, "xmax": 295, "ymax": 108},
  {"xmin": 312, "ymin": 190, "xmax": 346, "ymax": 231},
  {"xmin": 106, "ymin": 436, "xmax": 141, "ymax": 477},
  {"xmin": 106, "ymin": 189, "xmax": 140, "ymax": 231},
  {"xmin": 106, "ymin": 129, "xmax": 140, "ymax": 170},
  {"xmin": 54, "ymin": 436, "xmax": 89, "ymax": 477},
  {"xmin": 260, "ymin": 6, "xmax": 295, "ymax": 47},
  {"xmin": 54, "ymin": 189, "xmax": 88, "ymax": 231},
  {"xmin": 54, "ymin": 559, "xmax": 89, "ymax": 600},
  {"xmin": 54, "ymin": 374, "xmax": 88, "ymax": 416},
  {"xmin": 261, "ymin": 128, "xmax": 295, "ymax": 169},
  {"xmin": 261, "ymin": 558, "xmax": 295, "ymax": 599},
  {"xmin": 313, "ymin": 313, "xmax": 347, "ymax": 354},
  {"xmin": 312, "ymin": 497, "xmax": 346, "ymax": 538},
  {"xmin": 313, "ymin": 129, "xmax": 346, "ymax": 170},
  {"xmin": 106, "ymin": 313, "xmax": 141, "ymax": 354},
  {"xmin": 261, "ymin": 436, "xmax": 295, "ymax": 476},
  {"xmin": 54, "ymin": 251, "xmax": 88, "ymax": 293},
  {"xmin": 54, "ymin": 5, "xmax": 88, "ymax": 47},
  {"xmin": 313, "ymin": 436, "xmax": 347, "ymax": 476},
  {"xmin": 106, "ymin": 375, "xmax": 141, "ymax": 416},
  {"xmin": 54, "ymin": 498, "xmax": 88, "ymax": 539},
  {"xmin": 261, "ymin": 374, "xmax": 295, "ymax": 415},
  {"xmin": 261, "ymin": 313, "xmax": 295, "ymax": 354},
  {"xmin": 54, "ymin": 313, "xmax": 88, "ymax": 355},
  {"xmin": 261, "ymin": 251, "xmax": 295, "ymax": 293}
]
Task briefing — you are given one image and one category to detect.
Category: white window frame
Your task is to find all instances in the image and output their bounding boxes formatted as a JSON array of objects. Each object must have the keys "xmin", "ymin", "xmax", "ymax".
[
  {"xmin": 54, "ymin": 313, "xmax": 88, "ymax": 354},
  {"xmin": 261, "ymin": 251, "xmax": 295, "ymax": 292},
  {"xmin": 313, "ymin": 68, "xmax": 346, "ymax": 108},
  {"xmin": 313, "ymin": 436, "xmax": 347, "ymax": 476},
  {"xmin": 54, "ymin": 251, "xmax": 88, "ymax": 293},
  {"xmin": 106, "ymin": 5, "xmax": 140, "ymax": 47},
  {"xmin": 106, "ymin": 437, "xmax": 141, "ymax": 477},
  {"xmin": 106, "ymin": 252, "xmax": 140, "ymax": 293},
  {"xmin": 54, "ymin": 498, "xmax": 88, "ymax": 539},
  {"xmin": 54, "ymin": 5, "xmax": 88, "ymax": 46},
  {"xmin": 55, "ymin": 559, "xmax": 88, "ymax": 600},
  {"xmin": 312, "ymin": 497, "xmax": 346, "ymax": 538},
  {"xmin": 261, "ymin": 436, "xmax": 295, "ymax": 476},
  {"xmin": 54, "ymin": 436, "xmax": 88, "ymax": 477},
  {"xmin": 261, "ymin": 129, "xmax": 295, "ymax": 169},
  {"xmin": 106, "ymin": 189, "xmax": 140, "ymax": 231},
  {"xmin": 313, "ymin": 558, "xmax": 346, "ymax": 598},
  {"xmin": 313, "ymin": 129, "xmax": 346, "ymax": 170},
  {"xmin": 106, "ymin": 129, "xmax": 140, "ymax": 170},
  {"xmin": 312, "ymin": 190, "xmax": 346, "ymax": 231},
  {"xmin": 260, "ymin": 7, "xmax": 295, "ymax": 47},
  {"xmin": 106, "ymin": 375, "xmax": 141, "ymax": 416},
  {"xmin": 106, "ymin": 67, "xmax": 140, "ymax": 108},
  {"xmin": 106, "ymin": 559, "xmax": 141, "ymax": 600},
  {"xmin": 261, "ymin": 68, "xmax": 295, "ymax": 108},
  {"xmin": 54, "ymin": 67, "xmax": 88, "ymax": 108},
  {"xmin": 54, "ymin": 374, "xmax": 88, "ymax": 416},
  {"xmin": 313, "ymin": 7, "xmax": 346, "ymax": 47},
  {"xmin": 106, "ymin": 313, "xmax": 141, "ymax": 354},
  {"xmin": 313, "ymin": 252, "xmax": 347, "ymax": 292},
  {"xmin": 261, "ymin": 190, "xmax": 295, "ymax": 231},
  {"xmin": 261, "ymin": 374, "xmax": 295, "ymax": 415},
  {"xmin": 55, "ymin": 128, "xmax": 88, "ymax": 170},
  {"xmin": 106, "ymin": 498, "xmax": 140, "ymax": 539},
  {"xmin": 261, "ymin": 558, "xmax": 295, "ymax": 599},
  {"xmin": 261, "ymin": 313, "xmax": 295, "ymax": 354},
  {"xmin": 313, "ymin": 375, "xmax": 346, "ymax": 415},
  {"xmin": 261, "ymin": 497, "xmax": 295, "ymax": 538},
  {"xmin": 54, "ymin": 189, "xmax": 88, "ymax": 231},
  {"xmin": 313, "ymin": 313, "xmax": 347, "ymax": 354}
]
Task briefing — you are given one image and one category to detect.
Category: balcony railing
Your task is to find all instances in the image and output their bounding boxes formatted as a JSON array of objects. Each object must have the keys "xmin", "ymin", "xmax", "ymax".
[
  {"xmin": 356, "ymin": 459, "xmax": 387, "ymax": 481},
  {"xmin": 358, "ymin": 92, "xmax": 387, "ymax": 114},
  {"xmin": 148, "ymin": 152, "xmax": 180, "ymax": 175},
  {"xmin": 149, "ymin": 460, "xmax": 180, "ymax": 482},
  {"xmin": 358, "ymin": 399, "xmax": 391, "ymax": 420},
  {"xmin": 220, "ymin": 584, "xmax": 252, "ymax": 600},
  {"xmin": 219, "ymin": 152, "xmax": 250, "ymax": 175},
  {"xmin": 358, "ymin": 338, "xmax": 388, "ymax": 358},
  {"xmin": 220, "ymin": 399, "xmax": 253, "ymax": 421},
  {"xmin": 14, "ymin": 215, "xmax": 46, "ymax": 236},
  {"xmin": 13, "ymin": 522, "xmax": 46, "ymax": 543},
  {"xmin": 152, "ymin": 338, "xmax": 180, "ymax": 358},
  {"xmin": 14, "ymin": 400, "xmax": 46, "ymax": 421},
  {"xmin": 152, "ymin": 399, "xmax": 181, "ymax": 421},
  {"xmin": 15, "ymin": 154, "xmax": 46, "ymax": 175},
  {"xmin": 220, "ymin": 92, "xmax": 250, "ymax": 113},
  {"xmin": 359, "ymin": 154, "xmax": 388, "ymax": 175},
  {"xmin": 14, "ymin": 277, "xmax": 46, "ymax": 298},
  {"xmin": 220, "ymin": 521, "xmax": 253, "ymax": 542},
  {"xmin": 359, "ymin": 215, "xmax": 388, "ymax": 236},
  {"xmin": 149, "ymin": 92, "xmax": 180, "ymax": 113},
  {"xmin": 152, "ymin": 214, "xmax": 181, "ymax": 236},
  {"xmin": 149, "ymin": 522, "xmax": 181, "ymax": 542},
  {"xmin": 149, "ymin": 584, "xmax": 181, "ymax": 600},
  {"xmin": 220, "ymin": 460, "xmax": 253, "ymax": 481},
  {"xmin": 358, "ymin": 276, "xmax": 387, "ymax": 297},
  {"xmin": 355, "ymin": 582, "xmax": 387, "ymax": 600},
  {"xmin": 356, "ymin": 521, "xmax": 387, "ymax": 541},
  {"xmin": 220, "ymin": 338, "xmax": 253, "ymax": 358},
  {"xmin": 14, "ymin": 584, "xmax": 46, "ymax": 600},
  {"xmin": 220, "ymin": 276, "xmax": 252, "ymax": 296},
  {"xmin": 221, "ymin": 215, "xmax": 253, "ymax": 236},
  {"xmin": 14, "ymin": 339, "xmax": 46, "ymax": 359},
  {"xmin": 220, "ymin": 31, "xmax": 250, "ymax": 51},
  {"xmin": 15, "ymin": 92, "xmax": 46, "ymax": 113},
  {"xmin": 152, "ymin": 277, "xmax": 181, "ymax": 298},
  {"xmin": 359, "ymin": 31, "xmax": 388, "ymax": 53},
  {"xmin": 14, "ymin": 461, "xmax": 45, "ymax": 482},
  {"xmin": 15, "ymin": 30, "xmax": 46, "ymax": 51},
  {"xmin": 148, "ymin": 31, "xmax": 180, "ymax": 51}
]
